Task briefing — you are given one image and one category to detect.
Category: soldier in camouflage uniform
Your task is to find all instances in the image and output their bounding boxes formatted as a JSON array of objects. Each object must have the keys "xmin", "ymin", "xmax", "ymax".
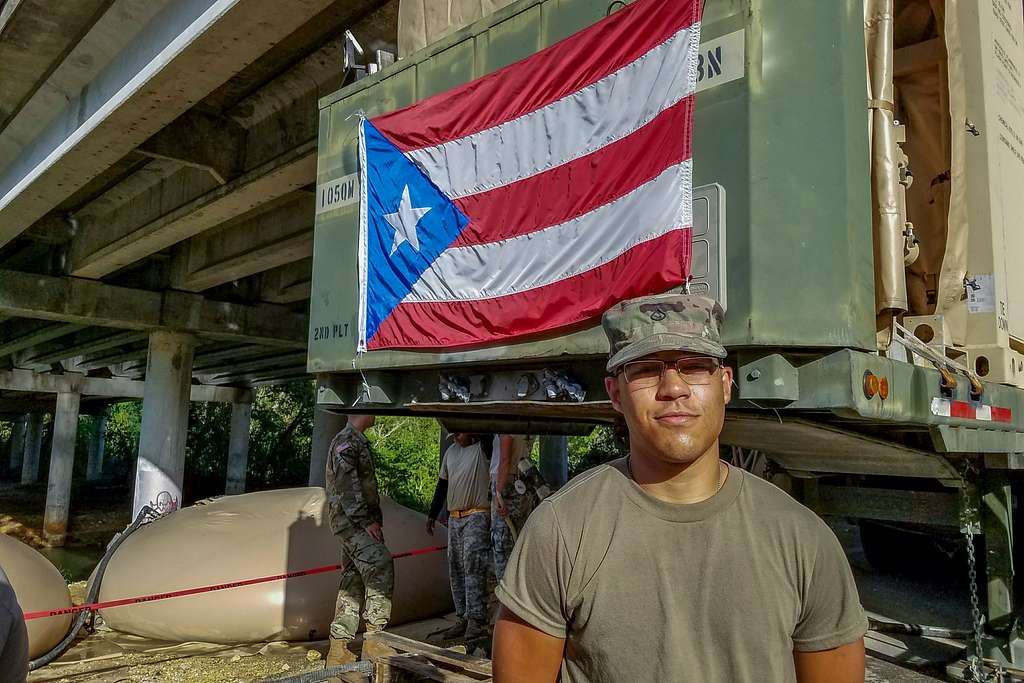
[
  {"xmin": 491, "ymin": 435, "xmax": 549, "ymax": 581},
  {"xmin": 324, "ymin": 414, "xmax": 394, "ymax": 668}
]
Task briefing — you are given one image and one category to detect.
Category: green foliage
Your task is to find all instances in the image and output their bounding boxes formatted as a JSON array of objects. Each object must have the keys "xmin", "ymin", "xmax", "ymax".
[
  {"xmin": 366, "ymin": 417, "xmax": 440, "ymax": 514},
  {"xmin": 95, "ymin": 382, "xmax": 317, "ymax": 502},
  {"xmin": 567, "ymin": 425, "xmax": 627, "ymax": 478}
]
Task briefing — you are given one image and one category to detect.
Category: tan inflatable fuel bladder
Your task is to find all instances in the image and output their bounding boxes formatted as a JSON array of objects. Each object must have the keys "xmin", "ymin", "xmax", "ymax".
[
  {"xmin": 98, "ymin": 488, "xmax": 451, "ymax": 643},
  {"xmin": 0, "ymin": 534, "xmax": 73, "ymax": 659}
]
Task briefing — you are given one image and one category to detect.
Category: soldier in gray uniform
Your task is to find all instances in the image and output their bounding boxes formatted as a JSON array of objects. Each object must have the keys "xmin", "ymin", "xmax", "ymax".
[
  {"xmin": 427, "ymin": 432, "xmax": 492, "ymax": 641},
  {"xmin": 324, "ymin": 414, "xmax": 394, "ymax": 668}
]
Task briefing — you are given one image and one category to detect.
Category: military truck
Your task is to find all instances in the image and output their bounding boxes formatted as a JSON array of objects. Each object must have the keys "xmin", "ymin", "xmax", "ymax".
[{"xmin": 309, "ymin": 0, "xmax": 1024, "ymax": 672}]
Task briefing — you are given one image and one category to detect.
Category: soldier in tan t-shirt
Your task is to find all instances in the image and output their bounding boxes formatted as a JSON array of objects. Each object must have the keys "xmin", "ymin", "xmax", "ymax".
[{"xmin": 493, "ymin": 294, "xmax": 868, "ymax": 682}]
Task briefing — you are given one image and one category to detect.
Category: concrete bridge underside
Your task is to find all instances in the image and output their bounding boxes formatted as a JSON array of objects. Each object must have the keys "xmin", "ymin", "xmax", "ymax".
[{"xmin": 0, "ymin": 0, "xmax": 400, "ymax": 544}]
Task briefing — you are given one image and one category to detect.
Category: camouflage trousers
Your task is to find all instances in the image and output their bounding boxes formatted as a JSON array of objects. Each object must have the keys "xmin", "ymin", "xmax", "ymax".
[
  {"xmin": 490, "ymin": 481, "xmax": 514, "ymax": 582},
  {"xmin": 330, "ymin": 528, "xmax": 394, "ymax": 641},
  {"xmin": 447, "ymin": 511, "xmax": 490, "ymax": 625}
]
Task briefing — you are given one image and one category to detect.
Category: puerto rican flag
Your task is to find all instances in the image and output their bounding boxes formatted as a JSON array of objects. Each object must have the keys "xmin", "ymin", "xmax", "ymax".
[{"xmin": 357, "ymin": 0, "xmax": 701, "ymax": 351}]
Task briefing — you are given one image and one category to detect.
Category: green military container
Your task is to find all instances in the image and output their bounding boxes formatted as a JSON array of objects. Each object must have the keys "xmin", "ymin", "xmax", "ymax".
[
  {"xmin": 310, "ymin": 0, "xmax": 1024, "ymax": 666},
  {"xmin": 310, "ymin": 0, "xmax": 877, "ymax": 410}
]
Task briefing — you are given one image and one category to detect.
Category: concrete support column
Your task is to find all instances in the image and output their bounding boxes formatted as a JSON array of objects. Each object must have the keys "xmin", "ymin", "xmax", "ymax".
[
  {"xmin": 21, "ymin": 413, "xmax": 44, "ymax": 484},
  {"xmin": 43, "ymin": 391, "xmax": 81, "ymax": 546},
  {"xmin": 539, "ymin": 435, "xmax": 569, "ymax": 489},
  {"xmin": 132, "ymin": 331, "xmax": 195, "ymax": 518},
  {"xmin": 86, "ymin": 413, "xmax": 109, "ymax": 482},
  {"xmin": 8, "ymin": 415, "xmax": 27, "ymax": 479},
  {"xmin": 225, "ymin": 401, "xmax": 252, "ymax": 494},
  {"xmin": 309, "ymin": 409, "xmax": 347, "ymax": 487}
]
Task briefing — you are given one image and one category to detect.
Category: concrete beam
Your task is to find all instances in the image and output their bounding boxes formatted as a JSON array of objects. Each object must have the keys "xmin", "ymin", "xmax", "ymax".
[
  {"xmin": 0, "ymin": 322, "xmax": 85, "ymax": 358},
  {"xmin": 20, "ymin": 412, "xmax": 43, "ymax": 484},
  {"xmin": 74, "ymin": 346, "xmax": 150, "ymax": 372},
  {"xmin": 137, "ymin": 111, "xmax": 246, "ymax": 184},
  {"xmin": 205, "ymin": 364, "xmax": 309, "ymax": 386},
  {"xmin": 133, "ymin": 332, "xmax": 194, "ymax": 517},
  {"xmin": 196, "ymin": 351, "xmax": 307, "ymax": 378},
  {"xmin": 171, "ymin": 192, "xmax": 313, "ymax": 292},
  {"xmin": 261, "ymin": 257, "xmax": 312, "ymax": 304},
  {"xmin": 43, "ymin": 389, "xmax": 80, "ymax": 546},
  {"xmin": 70, "ymin": 141, "xmax": 315, "ymax": 278},
  {"xmin": 192, "ymin": 344, "xmax": 274, "ymax": 370},
  {"xmin": 225, "ymin": 401, "xmax": 251, "ymax": 494},
  {"xmin": 0, "ymin": 0, "xmax": 338, "ymax": 247},
  {"xmin": 24, "ymin": 330, "xmax": 148, "ymax": 366},
  {"xmin": 0, "ymin": 0, "xmax": 114, "ymax": 133},
  {"xmin": 0, "ymin": 269, "xmax": 307, "ymax": 347},
  {"xmin": 0, "ymin": 367, "xmax": 251, "ymax": 402}
]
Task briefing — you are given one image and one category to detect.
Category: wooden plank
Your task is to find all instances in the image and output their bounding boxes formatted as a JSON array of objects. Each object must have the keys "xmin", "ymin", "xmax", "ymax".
[
  {"xmin": 366, "ymin": 632, "xmax": 492, "ymax": 677},
  {"xmin": 375, "ymin": 654, "xmax": 481, "ymax": 683}
]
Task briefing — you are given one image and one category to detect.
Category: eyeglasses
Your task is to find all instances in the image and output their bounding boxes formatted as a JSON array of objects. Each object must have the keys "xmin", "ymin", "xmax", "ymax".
[{"xmin": 619, "ymin": 357, "xmax": 721, "ymax": 388}]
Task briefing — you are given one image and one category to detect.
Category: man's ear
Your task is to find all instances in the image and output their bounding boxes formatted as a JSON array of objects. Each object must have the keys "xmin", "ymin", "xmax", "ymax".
[
  {"xmin": 604, "ymin": 375, "xmax": 623, "ymax": 413},
  {"xmin": 720, "ymin": 364, "xmax": 733, "ymax": 404}
]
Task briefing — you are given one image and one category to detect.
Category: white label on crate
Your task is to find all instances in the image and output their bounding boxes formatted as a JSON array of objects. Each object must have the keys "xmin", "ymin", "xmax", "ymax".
[
  {"xmin": 967, "ymin": 274, "xmax": 996, "ymax": 313},
  {"xmin": 696, "ymin": 30, "xmax": 745, "ymax": 93},
  {"xmin": 316, "ymin": 173, "xmax": 359, "ymax": 215}
]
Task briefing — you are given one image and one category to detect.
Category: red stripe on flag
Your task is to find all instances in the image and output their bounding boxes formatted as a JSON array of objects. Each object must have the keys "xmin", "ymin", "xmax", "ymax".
[
  {"xmin": 992, "ymin": 406, "xmax": 1013, "ymax": 423},
  {"xmin": 373, "ymin": 0, "xmax": 700, "ymax": 151},
  {"xmin": 368, "ymin": 230, "xmax": 690, "ymax": 349},
  {"xmin": 950, "ymin": 401, "xmax": 975, "ymax": 419},
  {"xmin": 450, "ymin": 97, "xmax": 694, "ymax": 247}
]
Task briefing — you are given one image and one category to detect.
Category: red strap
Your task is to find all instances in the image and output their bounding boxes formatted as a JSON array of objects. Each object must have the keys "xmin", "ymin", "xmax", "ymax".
[{"xmin": 23, "ymin": 544, "xmax": 447, "ymax": 621}]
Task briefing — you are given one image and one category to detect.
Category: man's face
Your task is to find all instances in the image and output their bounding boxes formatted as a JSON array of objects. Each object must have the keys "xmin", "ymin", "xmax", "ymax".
[
  {"xmin": 453, "ymin": 432, "xmax": 476, "ymax": 447},
  {"xmin": 604, "ymin": 351, "xmax": 732, "ymax": 467}
]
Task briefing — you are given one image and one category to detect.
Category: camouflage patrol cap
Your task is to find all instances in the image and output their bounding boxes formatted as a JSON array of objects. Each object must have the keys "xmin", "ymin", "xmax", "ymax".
[{"xmin": 602, "ymin": 293, "xmax": 727, "ymax": 372}]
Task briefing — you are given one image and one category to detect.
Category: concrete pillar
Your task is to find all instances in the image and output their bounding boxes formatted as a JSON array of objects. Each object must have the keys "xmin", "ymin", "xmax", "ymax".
[
  {"xmin": 225, "ymin": 401, "xmax": 252, "ymax": 494},
  {"xmin": 43, "ymin": 391, "xmax": 81, "ymax": 546},
  {"xmin": 8, "ymin": 415, "xmax": 27, "ymax": 479},
  {"xmin": 132, "ymin": 331, "xmax": 196, "ymax": 518},
  {"xmin": 86, "ymin": 413, "xmax": 109, "ymax": 482},
  {"xmin": 21, "ymin": 413, "xmax": 44, "ymax": 484},
  {"xmin": 309, "ymin": 408, "xmax": 347, "ymax": 487},
  {"xmin": 539, "ymin": 435, "xmax": 569, "ymax": 489}
]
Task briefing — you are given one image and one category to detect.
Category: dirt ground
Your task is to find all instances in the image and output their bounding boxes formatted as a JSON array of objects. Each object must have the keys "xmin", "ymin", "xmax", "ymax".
[
  {"xmin": 0, "ymin": 481, "xmax": 130, "ymax": 548},
  {"xmin": 27, "ymin": 614, "xmax": 458, "ymax": 683}
]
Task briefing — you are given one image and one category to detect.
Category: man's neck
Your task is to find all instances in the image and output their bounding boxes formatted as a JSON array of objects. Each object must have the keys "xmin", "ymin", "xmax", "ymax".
[{"xmin": 627, "ymin": 446, "xmax": 724, "ymax": 505}]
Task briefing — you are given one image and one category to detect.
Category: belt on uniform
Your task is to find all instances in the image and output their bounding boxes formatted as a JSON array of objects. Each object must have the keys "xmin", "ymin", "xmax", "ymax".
[{"xmin": 449, "ymin": 507, "xmax": 489, "ymax": 519}]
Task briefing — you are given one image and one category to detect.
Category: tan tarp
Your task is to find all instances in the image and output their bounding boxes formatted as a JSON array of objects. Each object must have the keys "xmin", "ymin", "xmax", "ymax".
[
  {"xmin": 886, "ymin": 0, "xmax": 967, "ymax": 338},
  {"xmin": 933, "ymin": 0, "xmax": 968, "ymax": 341},
  {"xmin": 98, "ymin": 488, "xmax": 451, "ymax": 644},
  {"xmin": 398, "ymin": 0, "xmax": 518, "ymax": 58},
  {"xmin": 0, "ymin": 534, "xmax": 73, "ymax": 659}
]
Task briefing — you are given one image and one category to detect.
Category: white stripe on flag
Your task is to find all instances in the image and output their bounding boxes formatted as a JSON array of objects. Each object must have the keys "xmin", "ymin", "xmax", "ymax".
[
  {"xmin": 404, "ymin": 160, "xmax": 692, "ymax": 303},
  {"xmin": 405, "ymin": 23, "xmax": 700, "ymax": 200}
]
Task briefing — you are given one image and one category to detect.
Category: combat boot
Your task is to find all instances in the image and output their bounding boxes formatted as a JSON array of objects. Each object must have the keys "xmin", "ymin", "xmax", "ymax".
[
  {"xmin": 326, "ymin": 637, "xmax": 358, "ymax": 666},
  {"xmin": 360, "ymin": 625, "xmax": 396, "ymax": 662},
  {"xmin": 463, "ymin": 620, "xmax": 488, "ymax": 641},
  {"xmin": 427, "ymin": 617, "xmax": 468, "ymax": 644}
]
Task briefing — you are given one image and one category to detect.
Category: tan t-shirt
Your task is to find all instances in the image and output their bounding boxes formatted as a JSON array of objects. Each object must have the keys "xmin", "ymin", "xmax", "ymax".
[
  {"xmin": 496, "ymin": 459, "xmax": 868, "ymax": 682},
  {"xmin": 440, "ymin": 441, "xmax": 491, "ymax": 512}
]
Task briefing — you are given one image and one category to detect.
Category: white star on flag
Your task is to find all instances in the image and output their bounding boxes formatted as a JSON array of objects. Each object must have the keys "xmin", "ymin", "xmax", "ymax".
[{"xmin": 384, "ymin": 185, "xmax": 431, "ymax": 255}]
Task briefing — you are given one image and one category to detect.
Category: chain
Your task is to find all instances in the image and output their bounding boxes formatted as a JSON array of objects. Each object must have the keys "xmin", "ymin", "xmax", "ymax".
[{"xmin": 959, "ymin": 459, "xmax": 991, "ymax": 682}]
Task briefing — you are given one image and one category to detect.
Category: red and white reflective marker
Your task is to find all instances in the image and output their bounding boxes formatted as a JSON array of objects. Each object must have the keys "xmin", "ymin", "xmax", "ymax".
[{"xmin": 930, "ymin": 397, "xmax": 1013, "ymax": 423}]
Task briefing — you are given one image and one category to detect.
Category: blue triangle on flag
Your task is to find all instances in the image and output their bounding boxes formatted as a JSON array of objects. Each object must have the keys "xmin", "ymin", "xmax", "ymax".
[{"xmin": 362, "ymin": 120, "xmax": 470, "ymax": 343}]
